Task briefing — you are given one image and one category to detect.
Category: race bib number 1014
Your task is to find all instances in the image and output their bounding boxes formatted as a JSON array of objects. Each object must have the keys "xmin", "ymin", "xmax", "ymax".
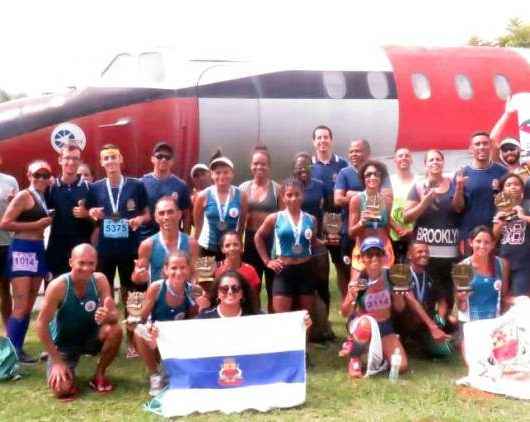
[{"xmin": 12, "ymin": 251, "xmax": 38, "ymax": 272}]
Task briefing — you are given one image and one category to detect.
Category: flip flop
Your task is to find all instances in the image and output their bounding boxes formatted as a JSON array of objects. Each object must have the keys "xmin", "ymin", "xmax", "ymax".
[{"xmin": 89, "ymin": 376, "xmax": 114, "ymax": 393}]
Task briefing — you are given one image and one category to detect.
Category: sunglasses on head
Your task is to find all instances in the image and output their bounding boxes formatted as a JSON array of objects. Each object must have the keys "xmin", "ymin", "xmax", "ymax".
[
  {"xmin": 154, "ymin": 153, "xmax": 173, "ymax": 161},
  {"xmin": 364, "ymin": 171, "xmax": 381, "ymax": 178},
  {"xmin": 32, "ymin": 172, "xmax": 51, "ymax": 180},
  {"xmin": 500, "ymin": 145, "xmax": 518, "ymax": 153},
  {"xmin": 218, "ymin": 284, "xmax": 242, "ymax": 294},
  {"xmin": 363, "ymin": 249, "xmax": 384, "ymax": 258}
]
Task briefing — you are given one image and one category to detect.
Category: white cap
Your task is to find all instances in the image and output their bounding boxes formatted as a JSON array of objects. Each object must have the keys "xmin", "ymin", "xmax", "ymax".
[
  {"xmin": 190, "ymin": 163, "xmax": 209, "ymax": 178},
  {"xmin": 499, "ymin": 137, "xmax": 520, "ymax": 149},
  {"xmin": 28, "ymin": 160, "xmax": 52, "ymax": 174}
]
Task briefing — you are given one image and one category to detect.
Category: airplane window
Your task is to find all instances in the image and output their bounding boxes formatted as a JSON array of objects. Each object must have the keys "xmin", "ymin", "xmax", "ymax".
[
  {"xmin": 323, "ymin": 71, "xmax": 346, "ymax": 99},
  {"xmin": 411, "ymin": 73, "xmax": 431, "ymax": 100},
  {"xmin": 101, "ymin": 54, "xmax": 136, "ymax": 82},
  {"xmin": 367, "ymin": 71, "xmax": 389, "ymax": 99},
  {"xmin": 494, "ymin": 74, "xmax": 511, "ymax": 100},
  {"xmin": 455, "ymin": 74, "xmax": 473, "ymax": 100},
  {"xmin": 139, "ymin": 53, "xmax": 165, "ymax": 83}
]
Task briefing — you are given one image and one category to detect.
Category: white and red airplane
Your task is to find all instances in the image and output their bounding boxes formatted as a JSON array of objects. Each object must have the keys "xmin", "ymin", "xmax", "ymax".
[{"xmin": 0, "ymin": 45, "xmax": 528, "ymax": 182}]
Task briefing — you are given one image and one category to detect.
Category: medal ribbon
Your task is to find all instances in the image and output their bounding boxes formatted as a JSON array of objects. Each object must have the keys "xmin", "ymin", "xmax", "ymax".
[
  {"xmin": 105, "ymin": 176, "xmax": 124, "ymax": 216},
  {"xmin": 158, "ymin": 232, "xmax": 182, "ymax": 255},
  {"xmin": 285, "ymin": 209, "xmax": 304, "ymax": 248},
  {"xmin": 410, "ymin": 268, "xmax": 426, "ymax": 302},
  {"xmin": 212, "ymin": 186, "xmax": 232, "ymax": 224},
  {"xmin": 28, "ymin": 186, "xmax": 49, "ymax": 214}
]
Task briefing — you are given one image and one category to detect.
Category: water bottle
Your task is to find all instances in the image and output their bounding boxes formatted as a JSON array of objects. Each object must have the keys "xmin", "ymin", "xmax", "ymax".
[{"xmin": 388, "ymin": 347, "xmax": 401, "ymax": 383}]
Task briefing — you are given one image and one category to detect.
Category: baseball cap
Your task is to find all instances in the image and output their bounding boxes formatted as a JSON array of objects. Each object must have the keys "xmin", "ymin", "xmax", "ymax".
[
  {"xmin": 499, "ymin": 137, "xmax": 520, "ymax": 149},
  {"xmin": 28, "ymin": 160, "xmax": 52, "ymax": 174},
  {"xmin": 152, "ymin": 141, "xmax": 174, "ymax": 156},
  {"xmin": 190, "ymin": 163, "xmax": 209, "ymax": 178},
  {"xmin": 360, "ymin": 237, "xmax": 385, "ymax": 254}
]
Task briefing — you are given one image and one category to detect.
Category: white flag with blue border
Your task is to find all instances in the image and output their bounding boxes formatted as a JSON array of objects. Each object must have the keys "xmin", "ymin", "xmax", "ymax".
[{"xmin": 146, "ymin": 311, "xmax": 307, "ymax": 417}]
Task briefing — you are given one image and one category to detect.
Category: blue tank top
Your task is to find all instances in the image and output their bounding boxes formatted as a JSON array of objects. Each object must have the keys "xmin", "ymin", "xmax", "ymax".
[
  {"xmin": 198, "ymin": 186, "xmax": 241, "ymax": 251},
  {"xmin": 463, "ymin": 256, "xmax": 503, "ymax": 321},
  {"xmin": 359, "ymin": 191, "xmax": 389, "ymax": 229},
  {"xmin": 273, "ymin": 210, "xmax": 314, "ymax": 258},
  {"xmin": 149, "ymin": 232, "xmax": 190, "ymax": 281},
  {"xmin": 50, "ymin": 273, "xmax": 100, "ymax": 350},
  {"xmin": 151, "ymin": 280, "xmax": 195, "ymax": 321}
]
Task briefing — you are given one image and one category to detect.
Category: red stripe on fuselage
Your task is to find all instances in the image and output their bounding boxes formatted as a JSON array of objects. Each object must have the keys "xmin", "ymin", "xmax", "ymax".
[
  {"xmin": 0, "ymin": 97, "xmax": 199, "ymax": 183},
  {"xmin": 386, "ymin": 47, "xmax": 530, "ymax": 151}
]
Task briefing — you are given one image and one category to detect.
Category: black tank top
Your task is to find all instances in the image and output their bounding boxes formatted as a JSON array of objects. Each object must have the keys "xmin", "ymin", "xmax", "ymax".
[{"xmin": 17, "ymin": 190, "xmax": 47, "ymax": 222}]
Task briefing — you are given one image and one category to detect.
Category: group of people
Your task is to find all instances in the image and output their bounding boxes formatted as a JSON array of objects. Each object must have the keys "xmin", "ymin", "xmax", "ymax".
[{"xmin": 0, "ymin": 103, "xmax": 528, "ymax": 399}]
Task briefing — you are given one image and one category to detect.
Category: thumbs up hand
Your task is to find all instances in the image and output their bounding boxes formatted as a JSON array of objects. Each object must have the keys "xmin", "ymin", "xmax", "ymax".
[
  {"xmin": 73, "ymin": 199, "xmax": 89, "ymax": 219},
  {"xmin": 95, "ymin": 297, "xmax": 113, "ymax": 325}
]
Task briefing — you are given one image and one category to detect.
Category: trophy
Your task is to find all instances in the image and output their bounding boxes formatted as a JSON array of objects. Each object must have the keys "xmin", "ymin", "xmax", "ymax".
[
  {"xmin": 365, "ymin": 193, "xmax": 383, "ymax": 222},
  {"xmin": 451, "ymin": 263, "xmax": 473, "ymax": 292},
  {"xmin": 323, "ymin": 212, "xmax": 341, "ymax": 245},
  {"xmin": 194, "ymin": 256, "xmax": 216, "ymax": 287},
  {"xmin": 189, "ymin": 283, "xmax": 206, "ymax": 300},
  {"xmin": 388, "ymin": 264, "xmax": 411, "ymax": 292},
  {"xmin": 494, "ymin": 192, "xmax": 519, "ymax": 221},
  {"xmin": 125, "ymin": 291, "xmax": 145, "ymax": 326},
  {"xmin": 514, "ymin": 164, "xmax": 530, "ymax": 181}
]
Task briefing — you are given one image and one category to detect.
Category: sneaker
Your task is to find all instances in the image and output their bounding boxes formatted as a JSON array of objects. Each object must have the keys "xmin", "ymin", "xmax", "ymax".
[
  {"xmin": 149, "ymin": 373, "xmax": 165, "ymax": 397},
  {"xmin": 18, "ymin": 350, "xmax": 37, "ymax": 364}
]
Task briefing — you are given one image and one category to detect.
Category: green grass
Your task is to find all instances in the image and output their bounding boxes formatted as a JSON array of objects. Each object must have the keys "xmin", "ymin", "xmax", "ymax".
[{"xmin": 2, "ymin": 281, "xmax": 530, "ymax": 421}]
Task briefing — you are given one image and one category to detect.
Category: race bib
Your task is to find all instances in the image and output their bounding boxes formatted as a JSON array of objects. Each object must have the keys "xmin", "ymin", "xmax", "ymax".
[
  {"xmin": 12, "ymin": 251, "xmax": 38, "ymax": 273},
  {"xmin": 103, "ymin": 218, "xmax": 129, "ymax": 239}
]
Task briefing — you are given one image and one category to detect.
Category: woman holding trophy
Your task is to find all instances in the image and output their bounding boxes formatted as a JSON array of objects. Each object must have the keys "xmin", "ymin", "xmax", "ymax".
[
  {"xmin": 455, "ymin": 226, "xmax": 509, "ymax": 328},
  {"xmin": 348, "ymin": 160, "xmax": 395, "ymax": 272},
  {"xmin": 405, "ymin": 150, "xmax": 460, "ymax": 306},
  {"xmin": 133, "ymin": 251, "xmax": 210, "ymax": 396},
  {"xmin": 493, "ymin": 173, "xmax": 530, "ymax": 297},
  {"xmin": 340, "ymin": 237, "xmax": 407, "ymax": 378}
]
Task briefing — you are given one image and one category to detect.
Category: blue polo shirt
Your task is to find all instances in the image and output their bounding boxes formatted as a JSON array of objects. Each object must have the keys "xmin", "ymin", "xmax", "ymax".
[
  {"xmin": 454, "ymin": 163, "xmax": 507, "ymax": 241},
  {"xmin": 140, "ymin": 172, "xmax": 192, "ymax": 237},
  {"xmin": 301, "ymin": 178, "xmax": 330, "ymax": 231},
  {"xmin": 86, "ymin": 177, "xmax": 148, "ymax": 255},
  {"xmin": 311, "ymin": 154, "xmax": 348, "ymax": 212},
  {"xmin": 45, "ymin": 176, "xmax": 93, "ymax": 242}
]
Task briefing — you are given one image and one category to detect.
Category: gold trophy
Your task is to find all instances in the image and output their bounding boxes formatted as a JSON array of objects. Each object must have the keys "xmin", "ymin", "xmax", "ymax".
[
  {"xmin": 323, "ymin": 212, "xmax": 341, "ymax": 246},
  {"xmin": 365, "ymin": 192, "xmax": 383, "ymax": 222},
  {"xmin": 388, "ymin": 264, "xmax": 411, "ymax": 292},
  {"xmin": 514, "ymin": 164, "xmax": 530, "ymax": 181},
  {"xmin": 494, "ymin": 191, "xmax": 519, "ymax": 221},
  {"xmin": 125, "ymin": 291, "xmax": 145, "ymax": 327},
  {"xmin": 194, "ymin": 256, "xmax": 216, "ymax": 288},
  {"xmin": 451, "ymin": 263, "xmax": 473, "ymax": 292}
]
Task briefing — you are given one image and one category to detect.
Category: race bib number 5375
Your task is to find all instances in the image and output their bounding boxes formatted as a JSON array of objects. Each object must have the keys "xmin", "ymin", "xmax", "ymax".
[{"xmin": 12, "ymin": 251, "xmax": 38, "ymax": 272}]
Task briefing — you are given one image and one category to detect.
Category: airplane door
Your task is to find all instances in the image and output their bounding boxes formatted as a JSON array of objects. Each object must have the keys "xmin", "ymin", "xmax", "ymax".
[{"xmin": 196, "ymin": 64, "xmax": 260, "ymax": 181}]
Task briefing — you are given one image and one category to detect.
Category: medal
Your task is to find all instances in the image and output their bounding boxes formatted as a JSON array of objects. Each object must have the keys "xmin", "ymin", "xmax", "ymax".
[
  {"xmin": 105, "ymin": 176, "xmax": 124, "ymax": 220},
  {"xmin": 211, "ymin": 186, "xmax": 233, "ymax": 233},
  {"xmin": 292, "ymin": 244, "xmax": 303, "ymax": 254},
  {"xmin": 285, "ymin": 209, "xmax": 305, "ymax": 256}
]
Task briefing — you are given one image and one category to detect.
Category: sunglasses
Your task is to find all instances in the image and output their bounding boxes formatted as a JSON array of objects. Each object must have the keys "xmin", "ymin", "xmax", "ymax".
[
  {"xmin": 154, "ymin": 153, "xmax": 173, "ymax": 161},
  {"xmin": 32, "ymin": 172, "xmax": 51, "ymax": 180},
  {"xmin": 500, "ymin": 145, "xmax": 518, "ymax": 153},
  {"xmin": 364, "ymin": 171, "xmax": 381, "ymax": 178},
  {"xmin": 218, "ymin": 284, "xmax": 242, "ymax": 294}
]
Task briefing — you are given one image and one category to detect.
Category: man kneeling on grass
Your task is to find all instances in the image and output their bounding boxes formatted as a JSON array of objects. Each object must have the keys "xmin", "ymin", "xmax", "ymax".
[{"xmin": 36, "ymin": 243, "xmax": 122, "ymax": 400}]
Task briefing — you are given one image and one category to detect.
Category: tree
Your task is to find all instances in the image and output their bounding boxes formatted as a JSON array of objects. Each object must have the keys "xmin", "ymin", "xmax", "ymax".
[{"xmin": 468, "ymin": 18, "xmax": 530, "ymax": 48}]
